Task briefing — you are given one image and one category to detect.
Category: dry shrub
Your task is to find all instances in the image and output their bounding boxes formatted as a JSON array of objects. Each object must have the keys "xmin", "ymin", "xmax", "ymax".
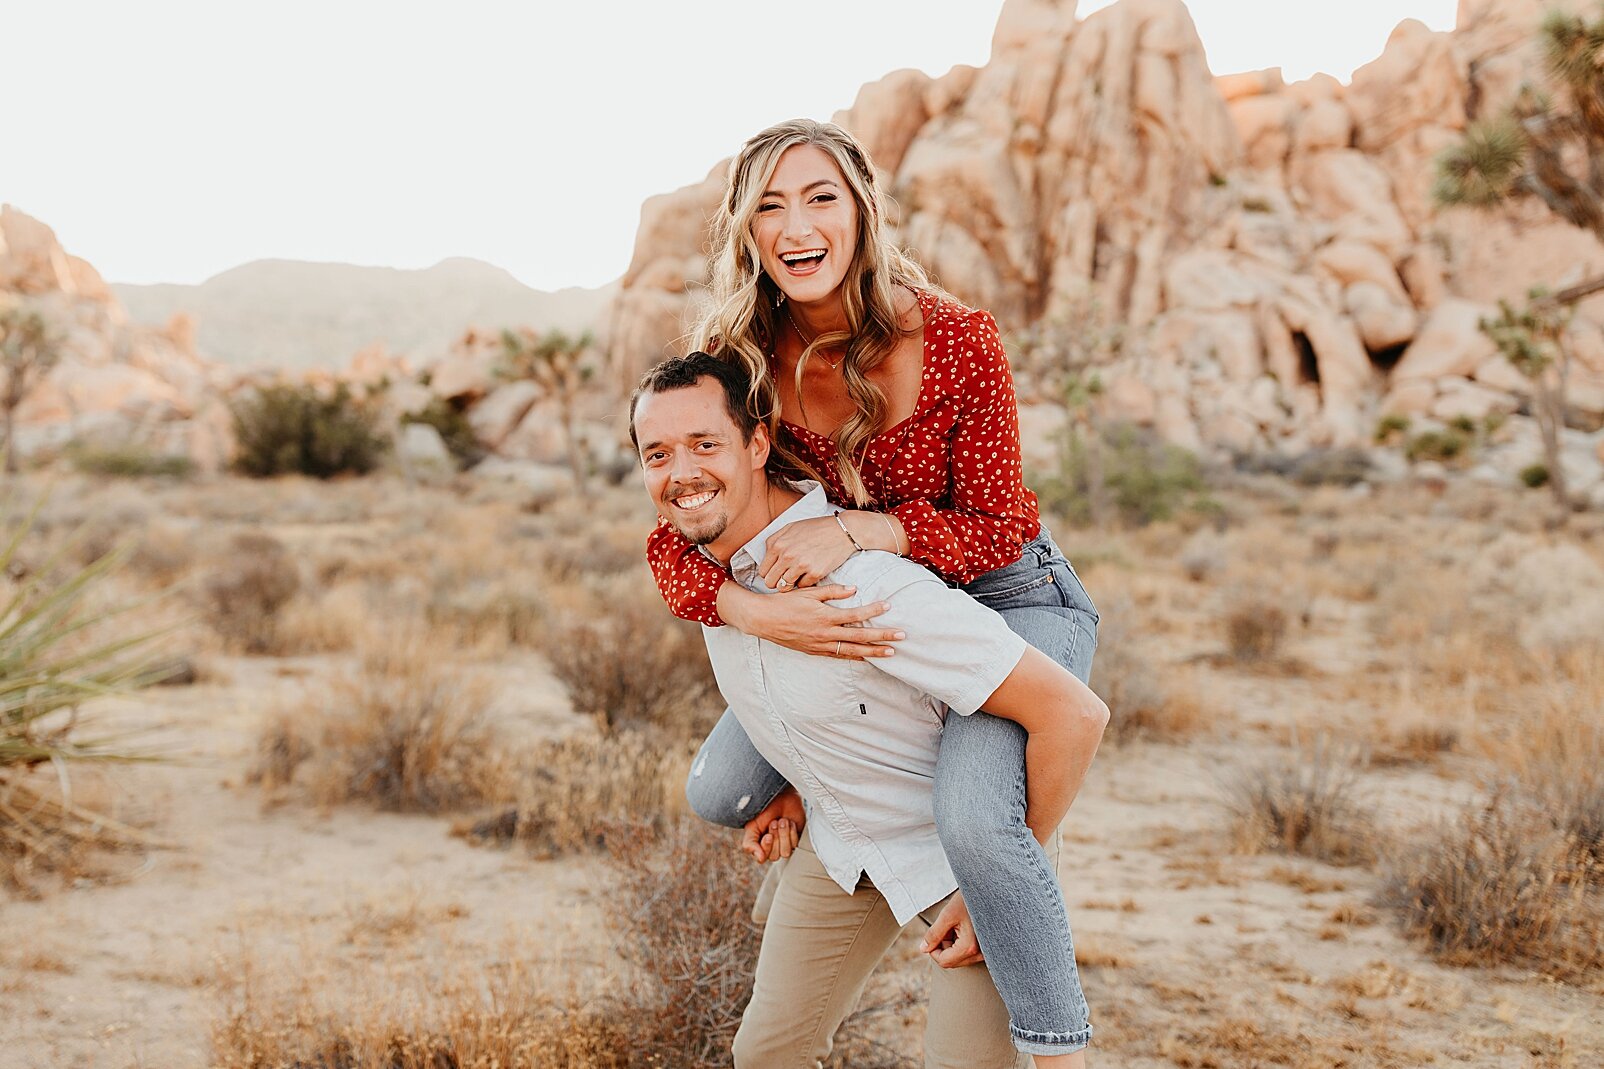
[
  {"xmin": 271, "ymin": 584, "xmax": 373, "ymax": 654},
  {"xmin": 213, "ymin": 956, "xmax": 633, "ymax": 1069},
  {"xmin": 425, "ymin": 577, "xmax": 546, "ymax": 649},
  {"xmin": 202, "ymin": 532, "xmax": 301, "ymax": 653},
  {"xmin": 549, "ymin": 578, "xmax": 720, "ymax": 739},
  {"xmin": 250, "ymin": 632, "xmax": 504, "ymax": 812},
  {"xmin": 1224, "ymin": 738, "xmax": 1376, "ymax": 865},
  {"xmin": 1223, "ymin": 594, "xmax": 1289, "ymax": 662},
  {"xmin": 1178, "ymin": 530, "xmax": 1226, "ymax": 583},
  {"xmin": 1383, "ymin": 791, "xmax": 1604, "ymax": 977},
  {"xmin": 1482, "ymin": 653, "xmax": 1604, "ymax": 879},
  {"xmin": 459, "ymin": 730, "xmax": 689, "ymax": 858},
  {"xmin": 211, "ymin": 821, "xmax": 907, "ymax": 1069},
  {"xmin": 1091, "ymin": 598, "xmax": 1214, "ymax": 743}
]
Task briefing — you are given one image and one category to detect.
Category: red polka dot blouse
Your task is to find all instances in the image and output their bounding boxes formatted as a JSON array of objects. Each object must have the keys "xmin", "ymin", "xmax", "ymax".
[{"xmin": 646, "ymin": 289, "xmax": 1042, "ymax": 627}]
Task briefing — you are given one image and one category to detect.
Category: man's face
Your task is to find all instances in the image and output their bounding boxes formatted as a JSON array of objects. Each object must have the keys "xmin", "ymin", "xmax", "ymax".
[{"xmin": 633, "ymin": 378, "xmax": 769, "ymax": 552}]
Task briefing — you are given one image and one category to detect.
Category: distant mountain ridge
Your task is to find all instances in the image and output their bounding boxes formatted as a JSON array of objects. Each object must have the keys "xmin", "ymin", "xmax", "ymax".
[{"xmin": 114, "ymin": 257, "xmax": 616, "ymax": 371}]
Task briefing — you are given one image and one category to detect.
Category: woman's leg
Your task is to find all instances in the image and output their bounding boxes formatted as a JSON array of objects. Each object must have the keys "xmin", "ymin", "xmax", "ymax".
[
  {"xmin": 934, "ymin": 529, "xmax": 1099, "ymax": 1056},
  {"xmin": 684, "ymin": 707, "xmax": 791, "ymax": 829}
]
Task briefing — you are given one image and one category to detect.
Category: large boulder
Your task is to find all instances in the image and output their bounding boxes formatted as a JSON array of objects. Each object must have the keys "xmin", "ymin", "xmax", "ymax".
[{"xmin": 1391, "ymin": 298, "xmax": 1497, "ymax": 382}]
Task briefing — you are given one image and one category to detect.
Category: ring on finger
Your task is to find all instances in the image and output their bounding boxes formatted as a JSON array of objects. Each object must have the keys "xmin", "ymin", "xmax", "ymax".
[
  {"xmin": 777, "ymin": 577, "xmax": 791, "ymax": 590},
  {"xmin": 835, "ymin": 639, "xmax": 842, "ymax": 657}
]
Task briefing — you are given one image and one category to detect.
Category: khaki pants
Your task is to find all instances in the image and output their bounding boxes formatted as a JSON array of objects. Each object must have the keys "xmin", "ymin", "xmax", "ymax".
[{"xmin": 732, "ymin": 832, "xmax": 1028, "ymax": 1069}]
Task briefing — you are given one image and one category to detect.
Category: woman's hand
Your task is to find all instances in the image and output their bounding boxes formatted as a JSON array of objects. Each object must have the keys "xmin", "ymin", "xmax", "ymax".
[
  {"xmin": 717, "ymin": 582, "xmax": 904, "ymax": 659},
  {"xmin": 758, "ymin": 514, "xmax": 861, "ymax": 591},
  {"xmin": 920, "ymin": 891, "xmax": 985, "ymax": 968}
]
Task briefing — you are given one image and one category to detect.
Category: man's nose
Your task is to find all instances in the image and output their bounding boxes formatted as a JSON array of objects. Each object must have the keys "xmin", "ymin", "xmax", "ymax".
[{"xmin": 668, "ymin": 446, "xmax": 701, "ymax": 481}]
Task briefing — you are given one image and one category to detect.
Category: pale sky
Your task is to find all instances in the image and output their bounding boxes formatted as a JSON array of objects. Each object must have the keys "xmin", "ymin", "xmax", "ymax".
[{"xmin": 6, "ymin": 0, "xmax": 1457, "ymax": 292}]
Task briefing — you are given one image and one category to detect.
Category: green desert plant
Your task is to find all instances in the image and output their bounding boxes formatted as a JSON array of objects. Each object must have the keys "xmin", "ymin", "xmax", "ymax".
[
  {"xmin": 401, "ymin": 397, "xmax": 485, "ymax": 470},
  {"xmin": 230, "ymin": 382, "xmax": 388, "ymax": 478},
  {"xmin": 498, "ymin": 327, "xmax": 597, "ymax": 492},
  {"xmin": 0, "ymin": 295, "xmax": 63, "ymax": 475},
  {"xmin": 1432, "ymin": 5, "xmax": 1604, "ymax": 515},
  {"xmin": 0, "ymin": 490, "xmax": 172, "ymax": 885}
]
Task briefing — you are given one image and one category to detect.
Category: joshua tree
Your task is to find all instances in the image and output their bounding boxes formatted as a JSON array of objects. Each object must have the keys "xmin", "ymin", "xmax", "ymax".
[
  {"xmin": 1481, "ymin": 289, "xmax": 1575, "ymax": 512},
  {"xmin": 498, "ymin": 327, "xmax": 595, "ymax": 493},
  {"xmin": 1435, "ymin": 6, "xmax": 1604, "ymax": 250},
  {"xmin": 1434, "ymin": 5, "xmax": 1604, "ymax": 514},
  {"xmin": 0, "ymin": 297, "xmax": 62, "ymax": 475}
]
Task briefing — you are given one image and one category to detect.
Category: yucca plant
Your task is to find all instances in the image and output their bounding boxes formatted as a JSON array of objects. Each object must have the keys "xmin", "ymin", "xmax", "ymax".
[
  {"xmin": 1431, "ymin": 4, "xmax": 1604, "ymax": 520},
  {"xmin": 0, "ymin": 487, "xmax": 172, "ymax": 886}
]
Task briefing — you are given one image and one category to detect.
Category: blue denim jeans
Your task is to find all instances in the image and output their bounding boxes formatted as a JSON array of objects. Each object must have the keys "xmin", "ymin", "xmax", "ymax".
[{"xmin": 685, "ymin": 526, "xmax": 1099, "ymax": 1056}]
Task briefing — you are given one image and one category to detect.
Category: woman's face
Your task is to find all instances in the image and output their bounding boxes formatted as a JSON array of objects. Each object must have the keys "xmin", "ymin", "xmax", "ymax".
[{"xmin": 750, "ymin": 144, "xmax": 860, "ymax": 311}]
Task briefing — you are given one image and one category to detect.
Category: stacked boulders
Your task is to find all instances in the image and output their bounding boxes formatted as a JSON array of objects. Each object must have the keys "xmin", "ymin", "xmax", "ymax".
[
  {"xmin": 1, "ymin": 206, "xmax": 235, "ymax": 470},
  {"xmin": 607, "ymin": 0, "xmax": 1604, "ymax": 501}
]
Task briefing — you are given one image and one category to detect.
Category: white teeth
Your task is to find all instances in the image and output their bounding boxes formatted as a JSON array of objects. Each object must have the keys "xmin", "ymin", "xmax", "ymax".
[
  {"xmin": 781, "ymin": 250, "xmax": 825, "ymax": 263},
  {"xmin": 673, "ymin": 491, "xmax": 716, "ymax": 511}
]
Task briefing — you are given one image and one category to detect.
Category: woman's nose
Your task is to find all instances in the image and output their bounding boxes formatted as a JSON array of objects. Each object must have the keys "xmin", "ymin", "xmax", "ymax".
[{"xmin": 782, "ymin": 205, "xmax": 812, "ymax": 241}]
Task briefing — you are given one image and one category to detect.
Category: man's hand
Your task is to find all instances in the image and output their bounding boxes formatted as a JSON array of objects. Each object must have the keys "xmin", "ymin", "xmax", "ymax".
[
  {"xmin": 741, "ymin": 786, "xmax": 807, "ymax": 863},
  {"xmin": 919, "ymin": 891, "xmax": 985, "ymax": 968}
]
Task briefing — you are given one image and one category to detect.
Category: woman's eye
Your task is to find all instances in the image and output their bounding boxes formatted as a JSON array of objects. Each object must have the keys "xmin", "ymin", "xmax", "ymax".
[
  {"xmin": 757, "ymin": 202, "xmax": 781, "ymax": 213},
  {"xmin": 811, "ymin": 194, "xmax": 836, "ymax": 204}
]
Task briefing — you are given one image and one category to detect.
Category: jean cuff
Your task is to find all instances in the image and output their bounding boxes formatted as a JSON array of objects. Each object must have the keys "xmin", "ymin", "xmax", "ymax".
[{"xmin": 1011, "ymin": 1023, "xmax": 1092, "ymax": 1056}]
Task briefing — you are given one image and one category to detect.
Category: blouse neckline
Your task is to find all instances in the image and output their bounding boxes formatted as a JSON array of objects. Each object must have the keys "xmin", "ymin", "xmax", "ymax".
[{"xmin": 775, "ymin": 288, "xmax": 938, "ymax": 450}]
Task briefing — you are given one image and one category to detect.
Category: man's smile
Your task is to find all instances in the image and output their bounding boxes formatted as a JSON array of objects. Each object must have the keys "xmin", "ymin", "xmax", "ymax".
[{"xmin": 671, "ymin": 489, "xmax": 719, "ymax": 512}]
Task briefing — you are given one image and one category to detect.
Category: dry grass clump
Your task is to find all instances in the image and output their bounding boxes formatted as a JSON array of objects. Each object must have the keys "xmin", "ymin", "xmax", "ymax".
[
  {"xmin": 1383, "ymin": 791, "xmax": 1603, "ymax": 977},
  {"xmin": 1224, "ymin": 739, "xmax": 1377, "ymax": 865},
  {"xmin": 1223, "ymin": 594, "xmax": 1289, "ymax": 662},
  {"xmin": 250, "ymin": 633, "xmax": 504, "ymax": 812},
  {"xmin": 1178, "ymin": 530, "xmax": 1226, "ymax": 583},
  {"xmin": 459, "ymin": 730, "xmax": 690, "ymax": 858},
  {"xmin": 425, "ymin": 577, "xmax": 546, "ymax": 649},
  {"xmin": 1091, "ymin": 599, "xmax": 1216, "ymax": 744},
  {"xmin": 212, "ymin": 821, "xmax": 904, "ymax": 1069},
  {"xmin": 201, "ymin": 532, "xmax": 301, "ymax": 653},
  {"xmin": 550, "ymin": 577, "xmax": 720, "ymax": 738}
]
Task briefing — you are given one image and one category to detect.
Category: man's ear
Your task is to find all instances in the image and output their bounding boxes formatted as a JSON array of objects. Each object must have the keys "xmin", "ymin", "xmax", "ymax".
[{"xmin": 749, "ymin": 422, "xmax": 772, "ymax": 473}]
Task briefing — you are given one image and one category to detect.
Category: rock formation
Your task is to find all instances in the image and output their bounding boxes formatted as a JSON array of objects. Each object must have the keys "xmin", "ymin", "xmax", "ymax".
[
  {"xmin": 607, "ymin": 0, "xmax": 1604, "ymax": 500},
  {"xmin": 0, "ymin": 206, "xmax": 235, "ymax": 470}
]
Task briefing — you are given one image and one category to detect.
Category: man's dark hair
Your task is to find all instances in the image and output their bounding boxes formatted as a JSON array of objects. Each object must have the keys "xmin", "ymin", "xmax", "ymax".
[{"xmin": 628, "ymin": 351, "xmax": 764, "ymax": 450}]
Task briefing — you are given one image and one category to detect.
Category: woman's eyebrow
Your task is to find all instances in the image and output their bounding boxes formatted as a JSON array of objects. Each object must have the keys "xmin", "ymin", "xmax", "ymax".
[{"xmin": 762, "ymin": 179, "xmax": 840, "ymax": 198}]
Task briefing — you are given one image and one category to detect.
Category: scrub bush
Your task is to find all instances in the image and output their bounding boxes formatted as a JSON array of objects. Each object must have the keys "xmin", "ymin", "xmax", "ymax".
[{"xmin": 231, "ymin": 382, "xmax": 387, "ymax": 478}]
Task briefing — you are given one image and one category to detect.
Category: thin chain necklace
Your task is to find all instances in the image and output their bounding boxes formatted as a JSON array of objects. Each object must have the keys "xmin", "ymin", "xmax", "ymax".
[{"xmin": 784, "ymin": 304, "xmax": 844, "ymax": 371}]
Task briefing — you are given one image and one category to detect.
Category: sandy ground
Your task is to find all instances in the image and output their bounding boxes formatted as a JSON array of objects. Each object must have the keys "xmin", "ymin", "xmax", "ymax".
[{"xmin": 3, "ymin": 476, "xmax": 1603, "ymax": 1068}]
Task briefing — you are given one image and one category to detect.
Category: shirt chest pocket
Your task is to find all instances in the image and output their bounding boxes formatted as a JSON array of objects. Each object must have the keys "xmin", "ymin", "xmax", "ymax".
[{"xmin": 761, "ymin": 645, "xmax": 868, "ymax": 725}]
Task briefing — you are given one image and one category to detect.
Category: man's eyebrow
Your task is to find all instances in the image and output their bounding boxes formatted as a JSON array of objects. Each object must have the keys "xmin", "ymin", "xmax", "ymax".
[
  {"xmin": 637, "ymin": 429, "xmax": 729, "ymax": 453},
  {"xmin": 761, "ymin": 179, "xmax": 839, "ymax": 198}
]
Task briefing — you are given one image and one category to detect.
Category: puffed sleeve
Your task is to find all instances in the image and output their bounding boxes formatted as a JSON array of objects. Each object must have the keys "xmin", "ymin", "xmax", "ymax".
[
  {"xmin": 887, "ymin": 310, "xmax": 1036, "ymax": 585},
  {"xmin": 646, "ymin": 517, "xmax": 730, "ymax": 626}
]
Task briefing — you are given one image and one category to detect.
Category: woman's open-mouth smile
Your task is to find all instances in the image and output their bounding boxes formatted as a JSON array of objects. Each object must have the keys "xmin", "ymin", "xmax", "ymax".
[{"xmin": 779, "ymin": 249, "xmax": 827, "ymax": 276}]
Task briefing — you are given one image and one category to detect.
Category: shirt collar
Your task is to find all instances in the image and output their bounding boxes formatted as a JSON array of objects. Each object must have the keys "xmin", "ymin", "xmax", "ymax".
[{"xmin": 700, "ymin": 481, "xmax": 832, "ymax": 590}]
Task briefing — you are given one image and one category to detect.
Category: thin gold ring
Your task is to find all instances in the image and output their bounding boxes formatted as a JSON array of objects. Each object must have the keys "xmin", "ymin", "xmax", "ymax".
[{"xmin": 835, "ymin": 640, "xmax": 842, "ymax": 657}]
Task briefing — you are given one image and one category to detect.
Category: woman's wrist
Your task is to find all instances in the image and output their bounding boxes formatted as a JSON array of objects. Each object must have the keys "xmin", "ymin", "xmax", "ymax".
[
  {"xmin": 842, "ymin": 510, "xmax": 905, "ymax": 556},
  {"xmin": 715, "ymin": 580, "xmax": 758, "ymax": 632}
]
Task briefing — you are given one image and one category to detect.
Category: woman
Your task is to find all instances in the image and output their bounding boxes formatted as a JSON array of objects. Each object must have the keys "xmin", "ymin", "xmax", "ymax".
[{"xmin": 646, "ymin": 119, "xmax": 1101, "ymax": 1061}]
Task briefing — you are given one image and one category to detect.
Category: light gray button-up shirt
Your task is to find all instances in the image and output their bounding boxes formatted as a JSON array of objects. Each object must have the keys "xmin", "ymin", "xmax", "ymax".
[{"xmin": 701, "ymin": 484, "xmax": 1026, "ymax": 924}]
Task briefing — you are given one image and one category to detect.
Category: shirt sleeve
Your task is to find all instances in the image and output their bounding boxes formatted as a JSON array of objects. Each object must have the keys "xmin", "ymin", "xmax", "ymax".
[
  {"xmin": 867, "ymin": 570, "xmax": 1027, "ymax": 717},
  {"xmin": 645, "ymin": 517, "xmax": 729, "ymax": 627},
  {"xmin": 889, "ymin": 310, "xmax": 1036, "ymax": 585}
]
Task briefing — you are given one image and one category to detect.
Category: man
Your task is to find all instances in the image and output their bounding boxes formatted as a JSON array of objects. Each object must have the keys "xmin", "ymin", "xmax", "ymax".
[{"xmin": 629, "ymin": 353, "xmax": 1108, "ymax": 1069}]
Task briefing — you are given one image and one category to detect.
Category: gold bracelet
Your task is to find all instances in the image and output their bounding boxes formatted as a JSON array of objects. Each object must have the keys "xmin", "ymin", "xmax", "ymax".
[
  {"xmin": 880, "ymin": 513, "xmax": 902, "ymax": 556},
  {"xmin": 834, "ymin": 511, "xmax": 866, "ymax": 554}
]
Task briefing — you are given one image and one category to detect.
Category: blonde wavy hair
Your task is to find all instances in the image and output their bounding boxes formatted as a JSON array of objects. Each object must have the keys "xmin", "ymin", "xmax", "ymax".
[{"xmin": 695, "ymin": 118, "xmax": 934, "ymax": 506}]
